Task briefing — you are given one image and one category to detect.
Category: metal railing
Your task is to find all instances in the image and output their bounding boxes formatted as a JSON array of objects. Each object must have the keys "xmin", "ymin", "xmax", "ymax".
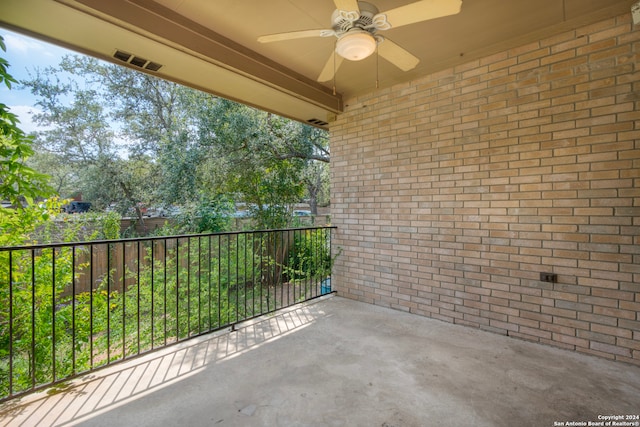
[{"xmin": 0, "ymin": 226, "xmax": 335, "ymax": 402}]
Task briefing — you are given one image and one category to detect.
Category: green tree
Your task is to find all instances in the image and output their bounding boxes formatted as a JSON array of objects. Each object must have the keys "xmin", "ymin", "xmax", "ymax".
[
  {"xmin": 0, "ymin": 35, "xmax": 56, "ymax": 249},
  {"xmin": 195, "ymin": 100, "xmax": 306, "ymax": 229},
  {"xmin": 23, "ymin": 53, "xmax": 330, "ymax": 232},
  {"xmin": 0, "ymin": 36, "xmax": 53, "ymax": 209},
  {"xmin": 261, "ymin": 114, "xmax": 330, "ymax": 215},
  {"xmin": 27, "ymin": 150, "xmax": 77, "ymax": 196},
  {"xmin": 50, "ymin": 56, "xmax": 214, "ymax": 210},
  {"xmin": 264, "ymin": 114, "xmax": 330, "ymax": 164},
  {"xmin": 23, "ymin": 57, "xmax": 157, "ymax": 228},
  {"xmin": 301, "ymin": 160, "xmax": 330, "ymax": 215}
]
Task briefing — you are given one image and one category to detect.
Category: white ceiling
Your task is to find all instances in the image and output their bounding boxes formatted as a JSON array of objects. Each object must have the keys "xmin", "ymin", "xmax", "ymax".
[{"xmin": 0, "ymin": 0, "xmax": 635, "ymax": 127}]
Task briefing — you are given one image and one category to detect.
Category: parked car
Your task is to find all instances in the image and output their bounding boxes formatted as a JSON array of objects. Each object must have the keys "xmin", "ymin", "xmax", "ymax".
[
  {"xmin": 160, "ymin": 205, "xmax": 183, "ymax": 217},
  {"xmin": 63, "ymin": 201, "xmax": 92, "ymax": 213},
  {"xmin": 293, "ymin": 210, "xmax": 312, "ymax": 216},
  {"xmin": 232, "ymin": 210, "xmax": 252, "ymax": 218}
]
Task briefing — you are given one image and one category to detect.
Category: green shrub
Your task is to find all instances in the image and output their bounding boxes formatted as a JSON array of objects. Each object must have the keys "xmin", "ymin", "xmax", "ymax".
[{"xmin": 286, "ymin": 228, "xmax": 332, "ymax": 281}]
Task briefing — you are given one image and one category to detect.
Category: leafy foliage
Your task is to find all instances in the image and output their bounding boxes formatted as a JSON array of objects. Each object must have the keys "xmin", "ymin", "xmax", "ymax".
[
  {"xmin": 0, "ymin": 36, "xmax": 53, "ymax": 208},
  {"xmin": 21, "ymin": 53, "xmax": 329, "ymax": 231},
  {"xmin": 285, "ymin": 228, "xmax": 333, "ymax": 281},
  {"xmin": 173, "ymin": 195, "xmax": 234, "ymax": 234},
  {"xmin": 0, "ymin": 35, "xmax": 58, "ymax": 250},
  {"xmin": 22, "ymin": 58, "xmax": 155, "ymax": 225}
]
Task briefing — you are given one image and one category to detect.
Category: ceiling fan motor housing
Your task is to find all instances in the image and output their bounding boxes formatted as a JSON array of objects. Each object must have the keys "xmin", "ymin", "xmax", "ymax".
[{"xmin": 331, "ymin": 1, "xmax": 380, "ymax": 35}]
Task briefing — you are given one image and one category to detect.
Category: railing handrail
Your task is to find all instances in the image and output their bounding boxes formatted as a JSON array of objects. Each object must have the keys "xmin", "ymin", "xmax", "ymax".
[{"xmin": 0, "ymin": 225, "xmax": 337, "ymax": 251}]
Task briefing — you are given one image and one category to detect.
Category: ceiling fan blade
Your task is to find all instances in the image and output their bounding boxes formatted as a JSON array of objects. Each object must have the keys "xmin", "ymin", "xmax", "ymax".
[
  {"xmin": 258, "ymin": 29, "xmax": 332, "ymax": 43},
  {"xmin": 334, "ymin": 0, "xmax": 360, "ymax": 13},
  {"xmin": 381, "ymin": 0, "xmax": 462, "ymax": 29},
  {"xmin": 317, "ymin": 53, "xmax": 344, "ymax": 82},
  {"xmin": 378, "ymin": 39, "xmax": 420, "ymax": 71}
]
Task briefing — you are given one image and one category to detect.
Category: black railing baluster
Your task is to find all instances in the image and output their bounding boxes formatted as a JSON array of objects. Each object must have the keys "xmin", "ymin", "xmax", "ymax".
[
  {"xmin": 197, "ymin": 236, "xmax": 202, "ymax": 334},
  {"xmin": 304, "ymin": 230, "xmax": 309, "ymax": 300},
  {"xmin": 289, "ymin": 230, "xmax": 293, "ymax": 305},
  {"xmin": 137, "ymin": 240, "xmax": 141, "ymax": 355},
  {"xmin": 226, "ymin": 235, "xmax": 230, "ymax": 326},
  {"xmin": 275, "ymin": 231, "xmax": 278, "ymax": 311},
  {"xmin": 243, "ymin": 233, "xmax": 247, "ymax": 318},
  {"xmin": 265, "ymin": 232, "xmax": 270, "ymax": 312},
  {"xmin": 235, "ymin": 233, "xmax": 239, "ymax": 324},
  {"xmin": 90, "ymin": 245, "xmax": 94, "ymax": 370},
  {"xmin": 107, "ymin": 243, "xmax": 111, "ymax": 365},
  {"xmin": 313, "ymin": 229, "xmax": 317, "ymax": 296},
  {"xmin": 229, "ymin": 235, "xmax": 233, "ymax": 325},
  {"xmin": 151, "ymin": 240, "xmax": 155, "ymax": 350},
  {"xmin": 208, "ymin": 235, "xmax": 212, "ymax": 332},
  {"xmin": 72, "ymin": 246, "xmax": 76, "ymax": 375},
  {"xmin": 313, "ymin": 228, "xmax": 318, "ymax": 296},
  {"xmin": 175, "ymin": 238, "xmax": 180, "ymax": 341},
  {"xmin": 122, "ymin": 242, "xmax": 127, "ymax": 358},
  {"xmin": 284, "ymin": 231, "xmax": 288, "ymax": 307},
  {"xmin": 186, "ymin": 237, "xmax": 191, "ymax": 338},
  {"xmin": 52, "ymin": 248, "xmax": 57, "ymax": 383},
  {"xmin": 250, "ymin": 233, "xmax": 255, "ymax": 317},
  {"xmin": 292, "ymin": 230, "xmax": 296, "ymax": 303},
  {"xmin": 8, "ymin": 251, "xmax": 14, "ymax": 396},
  {"xmin": 328, "ymin": 228, "xmax": 333, "ymax": 293},
  {"xmin": 258, "ymin": 232, "xmax": 262, "ymax": 314},
  {"xmin": 163, "ymin": 239, "xmax": 167, "ymax": 346},
  {"xmin": 278, "ymin": 231, "xmax": 283, "ymax": 310},
  {"xmin": 217, "ymin": 235, "xmax": 221, "ymax": 329},
  {"xmin": 30, "ymin": 250, "xmax": 35, "ymax": 389}
]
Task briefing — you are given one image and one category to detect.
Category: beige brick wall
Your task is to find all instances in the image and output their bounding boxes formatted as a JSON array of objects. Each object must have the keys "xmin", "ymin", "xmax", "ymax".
[{"xmin": 331, "ymin": 13, "xmax": 640, "ymax": 364}]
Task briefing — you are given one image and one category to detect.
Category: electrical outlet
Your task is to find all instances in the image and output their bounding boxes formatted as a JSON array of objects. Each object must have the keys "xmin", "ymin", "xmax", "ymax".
[{"xmin": 540, "ymin": 272, "xmax": 557, "ymax": 283}]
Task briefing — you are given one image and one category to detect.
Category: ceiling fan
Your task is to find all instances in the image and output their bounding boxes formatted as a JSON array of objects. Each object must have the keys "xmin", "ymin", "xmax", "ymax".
[{"xmin": 257, "ymin": 0, "xmax": 463, "ymax": 82}]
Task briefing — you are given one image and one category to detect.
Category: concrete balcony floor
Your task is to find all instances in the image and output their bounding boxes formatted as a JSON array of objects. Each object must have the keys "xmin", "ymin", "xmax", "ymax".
[{"xmin": 1, "ymin": 296, "xmax": 639, "ymax": 426}]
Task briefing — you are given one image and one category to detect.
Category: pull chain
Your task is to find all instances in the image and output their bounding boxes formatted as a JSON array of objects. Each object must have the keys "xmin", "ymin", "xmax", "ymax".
[
  {"xmin": 376, "ymin": 48, "xmax": 379, "ymax": 89},
  {"xmin": 332, "ymin": 46, "xmax": 337, "ymax": 96}
]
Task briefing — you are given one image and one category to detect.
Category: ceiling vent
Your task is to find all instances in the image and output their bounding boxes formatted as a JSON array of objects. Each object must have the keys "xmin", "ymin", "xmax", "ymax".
[
  {"xmin": 113, "ymin": 49, "xmax": 163, "ymax": 72},
  {"xmin": 307, "ymin": 118, "xmax": 329, "ymax": 127}
]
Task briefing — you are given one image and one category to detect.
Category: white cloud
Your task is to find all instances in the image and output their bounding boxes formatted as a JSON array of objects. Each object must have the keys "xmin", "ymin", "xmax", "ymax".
[
  {"xmin": 7, "ymin": 105, "xmax": 49, "ymax": 134},
  {"xmin": 4, "ymin": 33, "xmax": 54, "ymax": 58}
]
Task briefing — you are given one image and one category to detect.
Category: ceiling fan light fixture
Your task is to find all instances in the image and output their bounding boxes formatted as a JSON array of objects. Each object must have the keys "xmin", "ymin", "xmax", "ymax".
[{"xmin": 335, "ymin": 30, "xmax": 376, "ymax": 61}]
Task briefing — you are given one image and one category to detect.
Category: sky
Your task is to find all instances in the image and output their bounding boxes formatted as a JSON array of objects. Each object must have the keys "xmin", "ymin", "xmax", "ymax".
[
  {"xmin": 1, "ymin": 28, "xmax": 74, "ymax": 133},
  {"xmin": 1, "ymin": 27, "xmax": 133, "ymax": 158}
]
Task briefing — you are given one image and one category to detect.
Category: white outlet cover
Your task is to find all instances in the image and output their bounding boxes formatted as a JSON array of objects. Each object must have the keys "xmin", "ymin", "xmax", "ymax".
[{"xmin": 633, "ymin": 1, "xmax": 640, "ymax": 25}]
